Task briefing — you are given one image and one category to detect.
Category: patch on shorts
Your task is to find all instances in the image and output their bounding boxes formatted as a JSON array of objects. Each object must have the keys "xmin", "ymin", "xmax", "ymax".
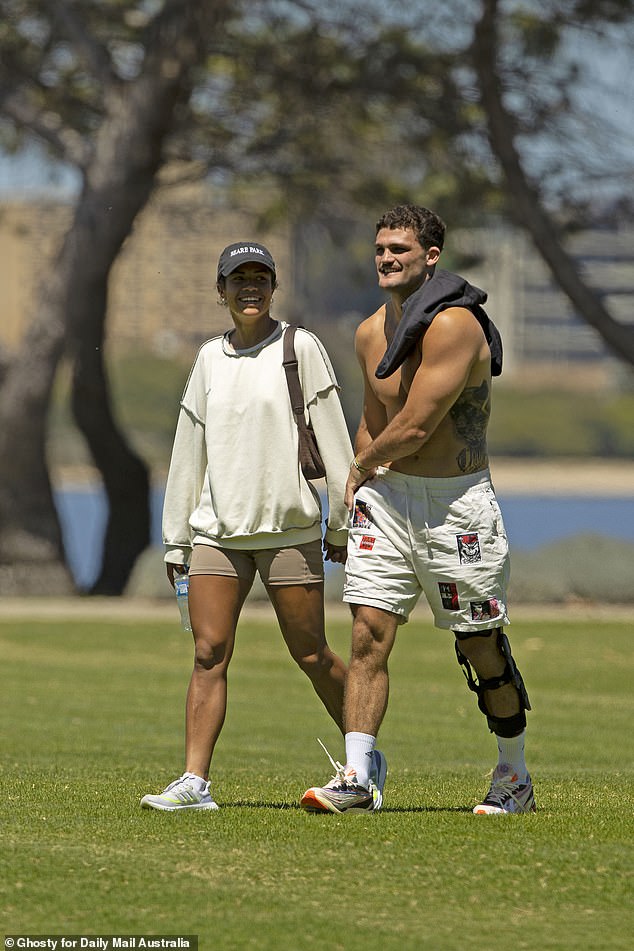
[
  {"xmin": 353, "ymin": 500, "xmax": 373, "ymax": 529},
  {"xmin": 438, "ymin": 581, "xmax": 460, "ymax": 610},
  {"xmin": 359, "ymin": 535, "xmax": 376, "ymax": 551},
  {"xmin": 470, "ymin": 598, "xmax": 500, "ymax": 621},
  {"xmin": 456, "ymin": 533, "xmax": 482, "ymax": 564}
]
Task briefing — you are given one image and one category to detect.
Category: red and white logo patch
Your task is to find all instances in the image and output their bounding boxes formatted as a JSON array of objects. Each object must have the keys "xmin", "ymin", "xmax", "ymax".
[
  {"xmin": 456, "ymin": 533, "xmax": 482, "ymax": 564},
  {"xmin": 359, "ymin": 535, "xmax": 376, "ymax": 551}
]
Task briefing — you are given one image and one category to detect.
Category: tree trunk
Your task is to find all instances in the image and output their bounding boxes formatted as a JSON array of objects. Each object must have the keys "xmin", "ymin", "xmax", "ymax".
[
  {"xmin": 71, "ymin": 336, "xmax": 150, "ymax": 595},
  {"xmin": 472, "ymin": 0, "xmax": 634, "ymax": 365},
  {"xmin": 0, "ymin": 267, "xmax": 74, "ymax": 594},
  {"xmin": 65, "ymin": 212, "xmax": 151, "ymax": 595}
]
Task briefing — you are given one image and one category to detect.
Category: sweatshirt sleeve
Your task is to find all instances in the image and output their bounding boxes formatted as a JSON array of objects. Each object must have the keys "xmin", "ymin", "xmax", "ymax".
[
  {"xmin": 295, "ymin": 330, "xmax": 353, "ymax": 546},
  {"xmin": 162, "ymin": 352, "xmax": 209, "ymax": 565}
]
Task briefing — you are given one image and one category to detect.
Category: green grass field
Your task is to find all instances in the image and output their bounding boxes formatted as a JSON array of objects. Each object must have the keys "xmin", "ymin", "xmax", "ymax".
[{"xmin": 2, "ymin": 609, "xmax": 633, "ymax": 950}]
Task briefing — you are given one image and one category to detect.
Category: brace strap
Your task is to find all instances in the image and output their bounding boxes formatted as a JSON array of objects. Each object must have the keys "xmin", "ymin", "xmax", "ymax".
[{"xmin": 454, "ymin": 630, "xmax": 531, "ymax": 735}]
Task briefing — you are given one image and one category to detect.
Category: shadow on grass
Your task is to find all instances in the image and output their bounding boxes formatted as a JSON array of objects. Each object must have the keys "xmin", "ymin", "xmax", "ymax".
[{"xmin": 223, "ymin": 801, "xmax": 472, "ymax": 813}]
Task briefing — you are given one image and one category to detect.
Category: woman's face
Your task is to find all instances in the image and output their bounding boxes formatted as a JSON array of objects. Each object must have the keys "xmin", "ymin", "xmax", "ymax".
[{"xmin": 220, "ymin": 264, "xmax": 275, "ymax": 320}]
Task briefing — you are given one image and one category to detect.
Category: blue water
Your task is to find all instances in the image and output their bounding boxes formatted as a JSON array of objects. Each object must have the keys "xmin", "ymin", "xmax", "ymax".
[{"xmin": 53, "ymin": 486, "xmax": 633, "ymax": 590}]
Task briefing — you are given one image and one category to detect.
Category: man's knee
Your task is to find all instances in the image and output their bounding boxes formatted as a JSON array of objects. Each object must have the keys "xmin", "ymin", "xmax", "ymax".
[
  {"xmin": 350, "ymin": 606, "xmax": 398, "ymax": 664},
  {"xmin": 453, "ymin": 628, "xmax": 531, "ymax": 736}
]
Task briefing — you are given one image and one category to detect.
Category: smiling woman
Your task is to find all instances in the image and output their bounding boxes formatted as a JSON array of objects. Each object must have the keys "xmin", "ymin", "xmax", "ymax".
[{"xmin": 139, "ymin": 239, "xmax": 355, "ymax": 812}]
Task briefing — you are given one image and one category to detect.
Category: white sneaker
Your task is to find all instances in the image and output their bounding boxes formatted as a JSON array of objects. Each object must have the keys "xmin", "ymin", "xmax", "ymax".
[
  {"xmin": 473, "ymin": 764, "xmax": 536, "ymax": 815},
  {"xmin": 140, "ymin": 773, "xmax": 219, "ymax": 811}
]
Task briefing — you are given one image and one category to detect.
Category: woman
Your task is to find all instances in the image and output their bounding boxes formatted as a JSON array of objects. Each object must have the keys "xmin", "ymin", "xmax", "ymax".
[{"xmin": 141, "ymin": 241, "xmax": 353, "ymax": 811}]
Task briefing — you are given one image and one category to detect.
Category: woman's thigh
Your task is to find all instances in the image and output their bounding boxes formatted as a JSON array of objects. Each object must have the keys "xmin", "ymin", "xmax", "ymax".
[
  {"xmin": 188, "ymin": 573, "xmax": 253, "ymax": 667},
  {"xmin": 266, "ymin": 583, "xmax": 327, "ymax": 659}
]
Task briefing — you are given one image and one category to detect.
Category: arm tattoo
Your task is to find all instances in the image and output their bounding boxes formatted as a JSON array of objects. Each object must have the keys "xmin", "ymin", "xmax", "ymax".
[{"xmin": 450, "ymin": 381, "xmax": 490, "ymax": 473}]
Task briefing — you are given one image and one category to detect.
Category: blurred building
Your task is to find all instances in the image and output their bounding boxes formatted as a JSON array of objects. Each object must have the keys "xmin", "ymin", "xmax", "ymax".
[
  {"xmin": 1, "ymin": 184, "xmax": 632, "ymax": 387},
  {"xmin": 453, "ymin": 226, "xmax": 634, "ymax": 388},
  {"xmin": 0, "ymin": 183, "xmax": 292, "ymax": 358}
]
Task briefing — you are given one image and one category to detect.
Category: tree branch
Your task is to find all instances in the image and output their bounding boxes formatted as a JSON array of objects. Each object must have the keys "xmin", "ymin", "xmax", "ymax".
[
  {"xmin": 472, "ymin": 0, "xmax": 634, "ymax": 365},
  {"xmin": 0, "ymin": 87, "xmax": 90, "ymax": 167},
  {"xmin": 41, "ymin": 0, "xmax": 116, "ymax": 85}
]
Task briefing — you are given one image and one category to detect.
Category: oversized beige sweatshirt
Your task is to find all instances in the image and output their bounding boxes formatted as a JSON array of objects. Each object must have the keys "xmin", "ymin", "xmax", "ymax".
[{"xmin": 162, "ymin": 321, "xmax": 353, "ymax": 565}]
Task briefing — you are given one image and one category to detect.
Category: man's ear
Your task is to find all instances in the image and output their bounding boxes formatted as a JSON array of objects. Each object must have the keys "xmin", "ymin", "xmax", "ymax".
[{"xmin": 426, "ymin": 246, "xmax": 441, "ymax": 266}]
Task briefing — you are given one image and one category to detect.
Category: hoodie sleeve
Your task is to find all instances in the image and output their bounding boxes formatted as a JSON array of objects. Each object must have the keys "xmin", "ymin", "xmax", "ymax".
[
  {"xmin": 162, "ymin": 350, "xmax": 209, "ymax": 565},
  {"xmin": 295, "ymin": 329, "xmax": 353, "ymax": 546}
]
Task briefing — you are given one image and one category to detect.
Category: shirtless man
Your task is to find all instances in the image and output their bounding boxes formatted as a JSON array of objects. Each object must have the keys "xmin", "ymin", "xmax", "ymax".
[{"xmin": 301, "ymin": 204, "xmax": 534, "ymax": 815}]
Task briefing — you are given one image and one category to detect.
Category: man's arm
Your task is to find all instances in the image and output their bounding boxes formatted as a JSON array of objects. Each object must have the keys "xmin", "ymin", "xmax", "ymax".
[{"xmin": 353, "ymin": 319, "xmax": 389, "ymax": 455}]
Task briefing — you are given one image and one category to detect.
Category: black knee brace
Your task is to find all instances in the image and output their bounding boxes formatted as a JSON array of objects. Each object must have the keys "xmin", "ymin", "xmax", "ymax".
[{"xmin": 454, "ymin": 629, "xmax": 531, "ymax": 737}]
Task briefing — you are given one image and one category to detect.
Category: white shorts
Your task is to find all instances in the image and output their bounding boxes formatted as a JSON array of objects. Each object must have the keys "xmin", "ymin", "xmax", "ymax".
[{"xmin": 343, "ymin": 467, "xmax": 510, "ymax": 632}]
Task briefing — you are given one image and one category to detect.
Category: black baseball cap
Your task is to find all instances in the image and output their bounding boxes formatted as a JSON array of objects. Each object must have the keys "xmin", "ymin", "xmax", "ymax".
[{"xmin": 216, "ymin": 242, "xmax": 276, "ymax": 279}]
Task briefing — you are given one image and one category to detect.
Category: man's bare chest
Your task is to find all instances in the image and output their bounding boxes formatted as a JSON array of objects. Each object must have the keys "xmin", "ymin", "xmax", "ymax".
[{"xmin": 368, "ymin": 342, "xmax": 421, "ymax": 410}]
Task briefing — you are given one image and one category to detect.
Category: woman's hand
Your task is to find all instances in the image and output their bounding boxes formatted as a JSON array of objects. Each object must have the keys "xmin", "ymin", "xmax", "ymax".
[
  {"xmin": 166, "ymin": 563, "xmax": 188, "ymax": 588},
  {"xmin": 323, "ymin": 541, "xmax": 347, "ymax": 565}
]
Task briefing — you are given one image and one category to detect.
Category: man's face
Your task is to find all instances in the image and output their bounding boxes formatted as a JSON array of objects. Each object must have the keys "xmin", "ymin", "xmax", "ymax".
[{"xmin": 375, "ymin": 227, "xmax": 440, "ymax": 298}]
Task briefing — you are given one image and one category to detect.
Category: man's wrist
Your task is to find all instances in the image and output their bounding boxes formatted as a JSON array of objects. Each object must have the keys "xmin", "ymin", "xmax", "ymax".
[{"xmin": 351, "ymin": 456, "xmax": 370, "ymax": 474}]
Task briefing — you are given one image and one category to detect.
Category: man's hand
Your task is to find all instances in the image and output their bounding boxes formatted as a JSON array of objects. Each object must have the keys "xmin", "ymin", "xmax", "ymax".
[{"xmin": 344, "ymin": 461, "xmax": 375, "ymax": 512}]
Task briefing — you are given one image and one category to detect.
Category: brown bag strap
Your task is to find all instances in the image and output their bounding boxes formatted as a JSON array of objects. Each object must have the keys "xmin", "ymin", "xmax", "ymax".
[
  {"xmin": 283, "ymin": 325, "xmax": 327, "ymax": 480},
  {"xmin": 282, "ymin": 325, "xmax": 308, "ymax": 424}
]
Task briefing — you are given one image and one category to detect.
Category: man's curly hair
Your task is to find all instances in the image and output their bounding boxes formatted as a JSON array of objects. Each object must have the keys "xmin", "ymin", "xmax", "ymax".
[{"xmin": 376, "ymin": 204, "xmax": 446, "ymax": 252}]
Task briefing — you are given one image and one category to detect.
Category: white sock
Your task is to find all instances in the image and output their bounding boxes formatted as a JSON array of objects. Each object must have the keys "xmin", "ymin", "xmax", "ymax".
[
  {"xmin": 495, "ymin": 730, "xmax": 528, "ymax": 780},
  {"xmin": 344, "ymin": 732, "xmax": 376, "ymax": 788}
]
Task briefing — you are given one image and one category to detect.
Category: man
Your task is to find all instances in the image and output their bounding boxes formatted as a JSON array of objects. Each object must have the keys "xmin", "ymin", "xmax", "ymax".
[{"xmin": 301, "ymin": 204, "xmax": 534, "ymax": 815}]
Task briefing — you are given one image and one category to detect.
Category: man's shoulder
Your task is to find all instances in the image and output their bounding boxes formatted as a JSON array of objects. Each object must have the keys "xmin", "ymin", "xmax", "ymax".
[
  {"xmin": 356, "ymin": 304, "xmax": 387, "ymax": 341},
  {"xmin": 428, "ymin": 305, "xmax": 488, "ymax": 338}
]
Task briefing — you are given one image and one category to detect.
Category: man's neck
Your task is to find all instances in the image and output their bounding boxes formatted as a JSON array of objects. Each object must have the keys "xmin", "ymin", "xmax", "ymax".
[{"xmin": 389, "ymin": 270, "xmax": 434, "ymax": 321}]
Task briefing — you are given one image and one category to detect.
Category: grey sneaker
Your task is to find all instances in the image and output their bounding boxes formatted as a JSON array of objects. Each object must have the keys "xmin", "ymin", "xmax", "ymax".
[
  {"xmin": 473, "ymin": 764, "xmax": 536, "ymax": 815},
  {"xmin": 300, "ymin": 740, "xmax": 387, "ymax": 814},
  {"xmin": 300, "ymin": 764, "xmax": 374, "ymax": 814},
  {"xmin": 141, "ymin": 772, "xmax": 219, "ymax": 812}
]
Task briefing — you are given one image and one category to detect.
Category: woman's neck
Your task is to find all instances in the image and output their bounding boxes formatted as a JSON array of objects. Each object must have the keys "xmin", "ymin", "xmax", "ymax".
[{"xmin": 229, "ymin": 315, "xmax": 277, "ymax": 350}]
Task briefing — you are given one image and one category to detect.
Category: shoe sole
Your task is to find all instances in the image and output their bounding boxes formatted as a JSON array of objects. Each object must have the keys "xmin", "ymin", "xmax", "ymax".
[
  {"xmin": 473, "ymin": 800, "xmax": 536, "ymax": 815},
  {"xmin": 140, "ymin": 797, "xmax": 219, "ymax": 812},
  {"xmin": 300, "ymin": 789, "xmax": 344, "ymax": 814},
  {"xmin": 300, "ymin": 788, "xmax": 373, "ymax": 815}
]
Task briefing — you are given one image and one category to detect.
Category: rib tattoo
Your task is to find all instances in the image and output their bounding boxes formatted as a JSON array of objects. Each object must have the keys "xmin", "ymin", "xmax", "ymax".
[{"xmin": 450, "ymin": 380, "xmax": 490, "ymax": 473}]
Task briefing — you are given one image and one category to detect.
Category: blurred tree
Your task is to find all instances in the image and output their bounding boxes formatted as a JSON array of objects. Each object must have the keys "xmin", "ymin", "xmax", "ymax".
[
  {"xmin": 0, "ymin": 0, "xmax": 230, "ymax": 594},
  {"xmin": 471, "ymin": 0, "xmax": 634, "ymax": 363}
]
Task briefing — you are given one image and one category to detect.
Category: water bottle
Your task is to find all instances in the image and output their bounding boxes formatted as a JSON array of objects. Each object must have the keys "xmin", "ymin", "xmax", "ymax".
[{"xmin": 174, "ymin": 569, "xmax": 192, "ymax": 632}]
